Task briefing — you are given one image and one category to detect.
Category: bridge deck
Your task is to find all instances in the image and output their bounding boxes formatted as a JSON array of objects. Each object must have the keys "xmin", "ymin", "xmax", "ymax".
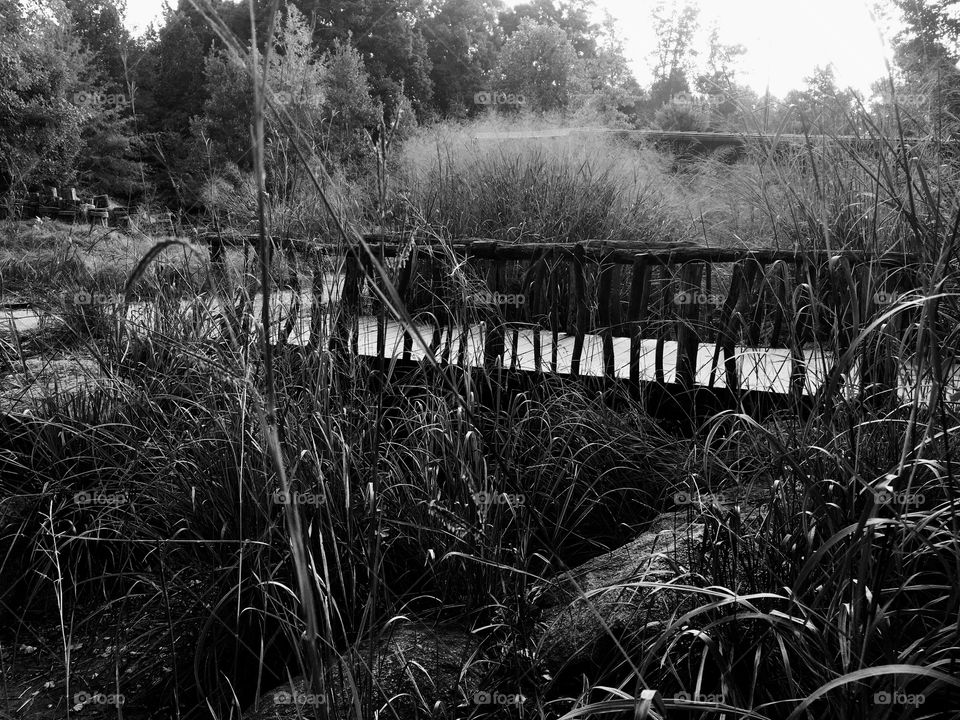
[
  {"xmin": 349, "ymin": 317, "xmax": 841, "ymax": 395},
  {"xmin": 120, "ymin": 294, "xmax": 957, "ymax": 400},
  {"xmin": 4, "ymin": 294, "xmax": 958, "ymax": 403}
]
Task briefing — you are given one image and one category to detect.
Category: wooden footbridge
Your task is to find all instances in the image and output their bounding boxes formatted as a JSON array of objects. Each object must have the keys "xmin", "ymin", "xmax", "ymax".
[{"xmin": 201, "ymin": 231, "xmax": 940, "ymax": 417}]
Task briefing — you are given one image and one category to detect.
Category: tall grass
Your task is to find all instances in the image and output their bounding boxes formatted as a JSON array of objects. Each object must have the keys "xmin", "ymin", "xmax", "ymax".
[{"xmin": 3, "ymin": 8, "xmax": 960, "ymax": 720}]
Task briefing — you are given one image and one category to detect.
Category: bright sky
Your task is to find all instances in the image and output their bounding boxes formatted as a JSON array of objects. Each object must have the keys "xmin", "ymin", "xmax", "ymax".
[
  {"xmin": 602, "ymin": 0, "xmax": 893, "ymax": 97},
  {"xmin": 122, "ymin": 0, "xmax": 897, "ymax": 98}
]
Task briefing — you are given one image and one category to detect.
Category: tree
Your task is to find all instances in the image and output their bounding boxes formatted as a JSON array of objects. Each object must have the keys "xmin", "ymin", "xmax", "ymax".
[
  {"xmin": 196, "ymin": 6, "xmax": 378, "ymax": 180},
  {"xmin": 574, "ymin": 11, "xmax": 643, "ymax": 124},
  {"xmin": 420, "ymin": 0, "xmax": 502, "ymax": 116},
  {"xmin": 782, "ymin": 65, "xmax": 857, "ymax": 134},
  {"xmin": 648, "ymin": 0, "xmax": 699, "ymax": 105},
  {"xmin": 499, "ymin": 0, "xmax": 598, "ymax": 59},
  {"xmin": 885, "ymin": 0, "xmax": 960, "ymax": 136},
  {"xmin": 294, "ymin": 0, "xmax": 434, "ymax": 112},
  {"xmin": 74, "ymin": 102, "xmax": 145, "ymax": 200},
  {"xmin": 695, "ymin": 24, "xmax": 744, "ymax": 95},
  {"xmin": 320, "ymin": 39, "xmax": 381, "ymax": 169},
  {"xmin": 693, "ymin": 24, "xmax": 746, "ymax": 129},
  {"xmin": 63, "ymin": 0, "xmax": 130, "ymax": 93},
  {"xmin": 0, "ymin": 1, "xmax": 84, "ymax": 196},
  {"xmin": 143, "ymin": 7, "xmax": 214, "ymax": 135},
  {"xmin": 495, "ymin": 18, "xmax": 580, "ymax": 111},
  {"xmin": 889, "ymin": 0, "xmax": 960, "ymax": 74}
]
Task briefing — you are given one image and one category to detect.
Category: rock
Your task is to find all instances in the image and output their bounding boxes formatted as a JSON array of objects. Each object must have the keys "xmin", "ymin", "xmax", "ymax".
[
  {"xmin": 533, "ymin": 511, "xmax": 706, "ymax": 673},
  {"xmin": 242, "ymin": 623, "xmax": 484, "ymax": 720}
]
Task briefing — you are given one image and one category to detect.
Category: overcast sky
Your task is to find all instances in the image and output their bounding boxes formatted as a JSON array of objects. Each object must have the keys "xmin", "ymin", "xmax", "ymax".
[{"xmin": 123, "ymin": 0, "xmax": 895, "ymax": 98}]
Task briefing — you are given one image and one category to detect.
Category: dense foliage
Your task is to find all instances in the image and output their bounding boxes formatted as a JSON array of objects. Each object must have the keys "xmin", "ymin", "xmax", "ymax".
[{"xmin": 5, "ymin": 0, "xmax": 957, "ymax": 212}]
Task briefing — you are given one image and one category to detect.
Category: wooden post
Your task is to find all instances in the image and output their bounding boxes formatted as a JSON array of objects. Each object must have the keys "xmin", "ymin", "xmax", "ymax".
[
  {"xmin": 861, "ymin": 260, "xmax": 897, "ymax": 402},
  {"xmin": 330, "ymin": 246, "xmax": 362, "ymax": 359},
  {"xmin": 397, "ymin": 245, "xmax": 417, "ymax": 362},
  {"xmin": 655, "ymin": 264, "xmax": 673, "ymax": 385},
  {"xmin": 790, "ymin": 259, "xmax": 810, "ymax": 401},
  {"xmin": 528, "ymin": 251, "xmax": 549, "ymax": 375},
  {"xmin": 746, "ymin": 259, "xmax": 768, "ymax": 346},
  {"xmin": 548, "ymin": 250, "xmax": 561, "ymax": 374},
  {"xmin": 710, "ymin": 260, "xmax": 745, "ymax": 391},
  {"xmin": 569, "ymin": 244, "xmax": 588, "ymax": 378},
  {"xmin": 483, "ymin": 247, "xmax": 506, "ymax": 371},
  {"xmin": 767, "ymin": 260, "xmax": 789, "ymax": 347},
  {"xmin": 609, "ymin": 263, "xmax": 623, "ymax": 335},
  {"xmin": 597, "ymin": 254, "xmax": 616, "ymax": 381},
  {"xmin": 628, "ymin": 256, "xmax": 652, "ymax": 392},
  {"xmin": 429, "ymin": 252, "xmax": 443, "ymax": 358},
  {"xmin": 675, "ymin": 261, "xmax": 704, "ymax": 389},
  {"xmin": 308, "ymin": 252, "xmax": 327, "ymax": 352}
]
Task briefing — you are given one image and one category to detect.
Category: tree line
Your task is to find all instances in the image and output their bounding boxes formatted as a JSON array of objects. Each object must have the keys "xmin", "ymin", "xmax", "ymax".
[{"xmin": 2, "ymin": 0, "xmax": 958, "ymax": 212}]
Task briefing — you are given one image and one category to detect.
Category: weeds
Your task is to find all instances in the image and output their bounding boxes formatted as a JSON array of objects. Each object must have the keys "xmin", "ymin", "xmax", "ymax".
[{"xmin": 2, "ymin": 14, "xmax": 960, "ymax": 720}]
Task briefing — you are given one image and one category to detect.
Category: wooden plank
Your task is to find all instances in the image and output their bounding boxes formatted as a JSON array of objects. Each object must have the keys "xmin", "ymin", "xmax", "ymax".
[
  {"xmin": 597, "ymin": 254, "xmax": 616, "ymax": 381},
  {"xmin": 675, "ymin": 262, "xmax": 705, "ymax": 389},
  {"xmin": 569, "ymin": 244, "xmax": 589, "ymax": 377},
  {"xmin": 628, "ymin": 256, "xmax": 652, "ymax": 390}
]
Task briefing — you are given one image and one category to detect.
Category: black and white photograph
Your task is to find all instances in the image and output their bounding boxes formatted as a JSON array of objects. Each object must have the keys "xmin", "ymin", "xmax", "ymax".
[{"xmin": 1, "ymin": 0, "xmax": 959, "ymax": 717}]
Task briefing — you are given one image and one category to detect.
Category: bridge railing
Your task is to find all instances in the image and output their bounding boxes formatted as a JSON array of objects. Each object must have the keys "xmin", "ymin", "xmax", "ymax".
[{"xmin": 203, "ymin": 232, "xmax": 925, "ymax": 397}]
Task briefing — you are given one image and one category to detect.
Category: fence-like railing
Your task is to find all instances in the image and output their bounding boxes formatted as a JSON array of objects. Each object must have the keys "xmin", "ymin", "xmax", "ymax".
[{"xmin": 203, "ymin": 232, "xmax": 925, "ymax": 398}]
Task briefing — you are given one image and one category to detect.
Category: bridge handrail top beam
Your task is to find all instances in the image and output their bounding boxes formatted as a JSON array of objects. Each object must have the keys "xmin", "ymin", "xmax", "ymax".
[{"xmin": 198, "ymin": 231, "xmax": 922, "ymax": 265}]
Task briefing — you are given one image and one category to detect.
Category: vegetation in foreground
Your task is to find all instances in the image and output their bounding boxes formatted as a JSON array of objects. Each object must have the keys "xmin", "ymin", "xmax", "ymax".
[
  {"xmin": 3, "ymin": 0, "xmax": 960, "ymax": 718},
  {"xmin": 2, "ymin": 111, "xmax": 960, "ymax": 720}
]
